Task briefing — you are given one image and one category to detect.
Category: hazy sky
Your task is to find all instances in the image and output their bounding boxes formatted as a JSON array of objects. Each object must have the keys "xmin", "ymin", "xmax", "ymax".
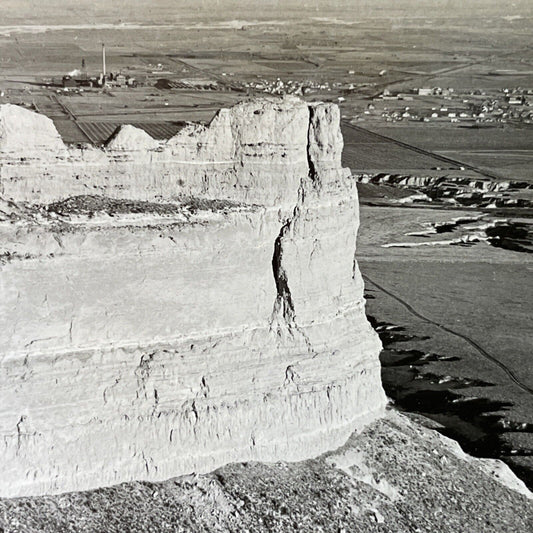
[{"xmin": 2, "ymin": 0, "xmax": 530, "ymax": 25}]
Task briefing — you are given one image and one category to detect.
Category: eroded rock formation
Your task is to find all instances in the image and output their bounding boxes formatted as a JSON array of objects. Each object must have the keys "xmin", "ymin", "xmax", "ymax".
[{"xmin": 0, "ymin": 97, "xmax": 385, "ymax": 497}]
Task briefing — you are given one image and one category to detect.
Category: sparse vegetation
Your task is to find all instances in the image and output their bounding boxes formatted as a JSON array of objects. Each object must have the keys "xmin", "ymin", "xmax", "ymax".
[{"xmin": 41, "ymin": 195, "xmax": 251, "ymax": 217}]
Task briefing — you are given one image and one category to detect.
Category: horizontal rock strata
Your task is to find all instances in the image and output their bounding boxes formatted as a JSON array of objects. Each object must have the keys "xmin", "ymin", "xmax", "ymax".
[{"xmin": 0, "ymin": 98, "xmax": 386, "ymax": 497}]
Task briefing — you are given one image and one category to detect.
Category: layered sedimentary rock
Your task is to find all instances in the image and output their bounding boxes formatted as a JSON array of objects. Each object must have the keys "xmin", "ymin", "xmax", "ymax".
[{"xmin": 0, "ymin": 98, "xmax": 385, "ymax": 497}]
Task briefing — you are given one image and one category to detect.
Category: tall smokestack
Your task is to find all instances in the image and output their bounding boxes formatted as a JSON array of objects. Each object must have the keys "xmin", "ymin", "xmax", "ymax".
[{"xmin": 102, "ymin": 43, "xmax": 106, "ymax": 77}]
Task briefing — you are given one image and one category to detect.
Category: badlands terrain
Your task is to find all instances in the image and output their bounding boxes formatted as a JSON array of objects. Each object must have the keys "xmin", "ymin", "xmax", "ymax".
[{"xmin": 356, "ymin": 202, "xmax": 533, "ymax": 488}]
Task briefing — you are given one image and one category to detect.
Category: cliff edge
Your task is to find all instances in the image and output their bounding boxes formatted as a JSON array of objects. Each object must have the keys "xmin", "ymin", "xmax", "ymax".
[{"xmin": 0, "ymin": 98, "xmax": 386, "ymax": 497}]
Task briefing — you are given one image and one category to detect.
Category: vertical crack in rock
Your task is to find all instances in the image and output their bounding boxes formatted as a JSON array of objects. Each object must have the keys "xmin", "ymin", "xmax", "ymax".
[
  {"xmin": 306, "ymin": 106, "xmax": 318, "ymax": 185},
  {"xmin": 103, "ymin": 378, "xmax": 120, "ymax": 405},
  {"xmin": 200, "ymin": 376, "xmax": 210, "ymax": 398},
  {"xmin": 141, "ymin": 451, "xmax": 151, "ymax": 475},
  {"xmin": 190, "ymin": 400, "xmax": 200, "ymax": 430},
  {"xmin": 270, "ymin": 105, "xmax": 323, "ymax": 358},
  {"xmin": 306, "ymin": 104, "xmax": 325, "ymax": 194},
  {"xmin": 271, "ymin": 187, "xmax": 316, "ymax": 365},
  {"xmin": 16, "ymin": 415, "xmax": 27, "ymax": 455},
  {"xmin": 135, "ymin": 352, "xmax": 155, "ymax": 403},
  {"xmin": 68, "ymin": 318, "xmax": 74, "ymax": 344},
  {"xmin": 284, "ymin": 365, "xmax": 300, "ymax": 389},
  {"xmin": 271, "ymin": 219, "xmax": 296, "ymax": 326}
]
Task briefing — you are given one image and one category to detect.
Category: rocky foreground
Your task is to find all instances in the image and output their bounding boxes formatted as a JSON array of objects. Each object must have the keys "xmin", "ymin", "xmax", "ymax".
[{"xmin": 1, "ymin": 409, "xmax": 531, "ymax": 533}]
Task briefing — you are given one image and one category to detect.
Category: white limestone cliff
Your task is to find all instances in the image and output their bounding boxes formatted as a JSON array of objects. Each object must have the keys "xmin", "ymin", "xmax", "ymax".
[
  {"xmin": 105, "ymin": 124, "xmax": 160, "ymax": 151},
  {"xmin": 0, "ymin": 104, "xmax": 68, "ymax": 159},
  {"xmin": 0, "ymin": 98, "xmax": 386, "ymax": 497}
]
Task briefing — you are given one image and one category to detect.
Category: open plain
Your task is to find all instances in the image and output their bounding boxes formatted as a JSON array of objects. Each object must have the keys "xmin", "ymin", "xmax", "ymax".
[{"xmin": 357, "ymin": 204, "xmax": 533, "ymax": 485}]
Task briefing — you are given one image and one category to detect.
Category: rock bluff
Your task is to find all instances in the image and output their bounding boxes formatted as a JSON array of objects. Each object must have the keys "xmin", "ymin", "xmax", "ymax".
[{"xmin": 0, "ymin": 98, "xmax": 386, "ymax": 497}]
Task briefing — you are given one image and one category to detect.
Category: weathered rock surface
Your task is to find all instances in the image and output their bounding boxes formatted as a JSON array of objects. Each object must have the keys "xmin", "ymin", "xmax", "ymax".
[
  {"xmin": 105, "ymin": 124, "xmax": 160, "ymax": 152},
  {"xmin": 0, "ymin": 98, "xmax": 386, "ymax": 497},
  {"xmin": 0, "ymin": 104, "xmax": 67, "ymax": 159}
]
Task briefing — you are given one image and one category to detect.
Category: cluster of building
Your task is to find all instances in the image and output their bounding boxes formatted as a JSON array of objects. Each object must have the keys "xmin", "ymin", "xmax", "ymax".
[
  {"xmin": 62, "ymin": 71, "xmax": 138, "ymax": 89},
  {"xmin": 415, "ymin": 87, "xmax": 455, "ymax": 96},
  {"xmin": 236, "ymin": 77, "xmax": 375, "ymax": 96},
  {"xmin": 371, "ymin": 105, "xmax": 470, "ymax": 123},
  {"xmin": 472, "ymin": 98, "xmax": 532, "ymax": 122},
  {"xmin": 502, "ymin": 87, "xmax": 533, "ymax": 104},
  {"xmin": 60, "ymin": 45, "xmax": 137, "ymax": 90},
  {"xmin": 239, "ymin": 78, "xmax": 333, "ymax": 95},
  {"xmin": 355, "ymin": 85, "xmax": 533, "ymax": 124}
]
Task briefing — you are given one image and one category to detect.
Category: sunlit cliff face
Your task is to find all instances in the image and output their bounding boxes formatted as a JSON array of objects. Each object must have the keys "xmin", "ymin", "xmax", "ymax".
[{"xmin": 0, "ymin": 99, "xmax": 385, "ymax": 497}]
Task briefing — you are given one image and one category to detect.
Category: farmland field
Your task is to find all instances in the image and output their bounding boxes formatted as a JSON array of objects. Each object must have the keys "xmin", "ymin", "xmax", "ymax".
[
  {"xmin": 75, "ymin": 121, "xmax": 184, "ymax": 144},
  {"xmin": 437, "ymin": 151, "xmax": 533, "ymax": 181},
  {"xmin": 362, "ymin": 124, "xmax": 533, "ymax": 182},
  {"xmin": 364, "ymin": 124, "xmax": 533, "ymax": 152},
  {"xmin": 341, "ymin": 123, "xmax": 487, "ymax": 178},
  {"xmin": 52, "ymin": 118, "xmax": 92, "ymax": 144},
  {"xmin": 342, "ymin": 138, "xmax": 447, "ymax": 172}
]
